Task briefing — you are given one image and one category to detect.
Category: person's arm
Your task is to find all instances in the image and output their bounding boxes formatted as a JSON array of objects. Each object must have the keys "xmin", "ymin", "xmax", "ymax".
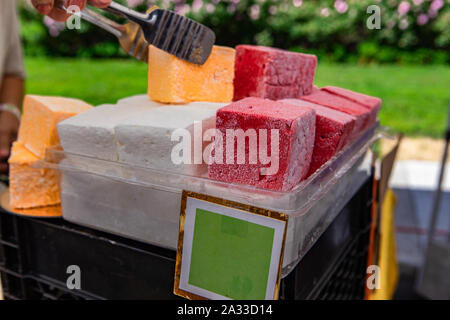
[
  {"xmin": 0, "ymin": 2, "xmax": 26, "ymax": 174},
  {"xmin": 0, "ymin": 76, "xmax": 23, "ymax": 173},
  {"xmin": 1, "ymin": 75, "xmax": 24, "ymax": 110}
]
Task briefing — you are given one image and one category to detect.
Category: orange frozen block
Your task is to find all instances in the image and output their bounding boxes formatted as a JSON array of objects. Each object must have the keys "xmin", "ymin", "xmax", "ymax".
[
  {"xmin": 148, "ymin": 45, "xmax": 235, "ymax": 103},
  {"xmin": 18, "ymin": 95, "xmax": 93, "ymax": 158},
  {"xmin": 8, "ymin": 142, "xmax": 60, "ymax": 209}
]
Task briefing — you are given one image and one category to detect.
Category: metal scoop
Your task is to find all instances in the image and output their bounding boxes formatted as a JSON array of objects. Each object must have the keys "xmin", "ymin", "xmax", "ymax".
[{"xmin": 56, "ymin": 0, "xmax": 215, "ymax": 64}]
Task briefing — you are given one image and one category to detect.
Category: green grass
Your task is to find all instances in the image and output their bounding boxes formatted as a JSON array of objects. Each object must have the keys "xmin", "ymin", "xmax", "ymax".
[
  {"xmin": 24, "ymin": 57, "xmax": 450, "ymax": 138},
  {"xmin": 315, "ymin": 63, "xmax": 450, "ymax": 138},
  {"xmin": 25, "ymin": 58, "xmax": 148, "ymax": 106}
]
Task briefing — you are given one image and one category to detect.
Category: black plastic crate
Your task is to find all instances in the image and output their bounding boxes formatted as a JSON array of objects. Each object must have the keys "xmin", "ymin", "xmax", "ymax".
[
  {"xmin": 1, "ymin": 176, "xmax": 373, "ymax": 300},
  {"xmin": 0, "ymin": 215, "xmax": 177, "ymax": 300},
  {"xmin": 1, "ymin": 271, "xmax": 89, "ymax": 300},
  {"xmin": 279, "ymin": 175, "xmax": 373, "ymax": 300}
]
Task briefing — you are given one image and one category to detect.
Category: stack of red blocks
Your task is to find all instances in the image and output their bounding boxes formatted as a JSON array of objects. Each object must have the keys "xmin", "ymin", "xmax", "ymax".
[{"xmin": 208, "ymin": 45, "xmax": 382, "ymax": 191}]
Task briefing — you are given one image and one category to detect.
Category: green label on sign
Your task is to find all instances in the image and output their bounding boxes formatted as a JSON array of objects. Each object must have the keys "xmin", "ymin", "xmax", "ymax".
[
  {"xmin": 174, "ymin": 191, "xmax": 287, "ymax": 300},
  {"xmin": 188, "ymin": 208, "xmax": 275, "ymax": 300}
]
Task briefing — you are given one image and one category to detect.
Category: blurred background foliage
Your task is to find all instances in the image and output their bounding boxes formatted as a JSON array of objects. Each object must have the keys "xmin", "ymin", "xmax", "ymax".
[{"xmin": 19, "ymin": 0, "xmax": 449, "ymax": 63}]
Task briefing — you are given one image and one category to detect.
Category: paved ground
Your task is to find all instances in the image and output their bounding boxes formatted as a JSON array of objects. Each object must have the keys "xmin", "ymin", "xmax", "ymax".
[
  {"xmin": 389, "ymin": 158, "xmax": 449, "ymax": 299},
  {"xmin": 382, "ymin": 137, "xmax": 450, "ymax": 162}
]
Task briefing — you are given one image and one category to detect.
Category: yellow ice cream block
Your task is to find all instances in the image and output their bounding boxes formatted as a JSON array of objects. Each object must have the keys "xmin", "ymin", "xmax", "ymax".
[
  {"xmin": 8, "ymin": 142, "xmax": 60, "ymax": 209},
  {"xmin": 18, "ymin": 95, "xmax": 93, "ymax": 158},
  {"xmin": 148, "ymin": 45, "xmax": 235, "ymax": 103}
]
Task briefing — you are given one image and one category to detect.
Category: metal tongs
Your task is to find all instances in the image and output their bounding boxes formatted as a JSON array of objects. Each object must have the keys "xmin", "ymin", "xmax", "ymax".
[{"xmin": 55, "ymin": 0, "xmax": 215, "ymax": 64}]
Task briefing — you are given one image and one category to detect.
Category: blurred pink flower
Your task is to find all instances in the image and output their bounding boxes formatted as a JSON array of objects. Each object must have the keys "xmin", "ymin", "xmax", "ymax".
[
  {"xmin": 205, "ymin": 3, "xmax": 215, "ymax": 13},
  {"xmin": 43, "ymin": 16, "xmax": 55, "ymax": 27},
  {"xmin": 250, "ymin": 4, "xmax": 260, "ymax": 20},
  {"xmin": 417, "ymin": 13, "xmax": 428, "ymax": 25},
  {"xmin": 427, "ymin": 0, "xmax": 443, "ymax": 19},
  {"xmin": 192, "ymin": 0, "xmax": 203, "ymax": 13},
  {"xmin": 431, "ymin": 0, "xmax": 444, "ymax": 11},
  {"xmin": 231, "ymin": 0, "xmax": 240, "ymax": 4},
  {"xmin": 175, "ymin": 4, "xmax": 191, "ymax": 15},
  {"xmin": 398, "ymin": 1, "xmax": 410, "ymax": 16},
  {"xmin": 43, "ymin": 16, "xmax": 65, "ymax": 37},
  {"xmin": 293, "ymin": 0, "xmax": 302, "ymax": 7},
  {"xmin": 334, "ymin": 0, "xmax": 348, "ymax": 14},
  {"xmin": 320, "ymin": 7, "xmax": 330, "ymax": 17},
  {"xmin": 174, "ymin": 4, "xmax": 183, "ymax": 15},
  {"xmin": 269, "ymin": 5, "xmax": 277, "ymax": 15},
  {"xmin": 412, "ymin": 0, "xmax": 423, "ymax": 5},
  {"xmin": 212, "ymin": 0, "xmax": 220, "ymax": 4},
  {"xmin": 399, "ymin": 18, "xmax": 409, "ymax": 29},
  {"xmin": 126, "ymin": 0, "xmax": 143, "ymax": 8}
]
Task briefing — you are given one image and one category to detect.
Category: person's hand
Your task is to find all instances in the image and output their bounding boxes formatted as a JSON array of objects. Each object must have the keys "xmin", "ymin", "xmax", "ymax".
[
  {"xmin": 32, "ymin": 0, "xmax": 112, "ymax": 22},
  {"xmin": 0, "ymin": 111, "xmax": 20, "ymax": 174}
]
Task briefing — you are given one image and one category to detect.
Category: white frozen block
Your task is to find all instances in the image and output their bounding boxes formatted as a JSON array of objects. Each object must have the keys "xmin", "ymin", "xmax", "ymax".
[
  {"xmin": 61, "ymin": 169, "xmax": 180, "ymax": 249},
  {"xmin": 115, "ymin": 104, "xmax": 222, "ymax": 173},
  {"xmin": 58, "ymin": 101, "xmax": 162, "ymax": 161},
  {"xmin": 117, "ymin": 94, "xmax": 153, "ymax": 107}
]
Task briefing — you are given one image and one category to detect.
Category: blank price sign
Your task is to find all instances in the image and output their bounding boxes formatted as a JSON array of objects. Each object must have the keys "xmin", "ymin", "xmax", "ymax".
[{"xmin": 174, "ymin": 190, "xmax": 288, "ymax": 300}]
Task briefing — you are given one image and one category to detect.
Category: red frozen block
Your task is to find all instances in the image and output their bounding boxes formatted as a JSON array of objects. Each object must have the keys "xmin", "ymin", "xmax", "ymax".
[
  {"xmin": 322, "ymin": 86, "xmax": 381, "ymax": 124},
  {"xmin": 281, "ymin": 99, "xmax": 356, "ymax": 176},
  {"xmin": 301, "ymin": 90, "xmax": 374, "ymax": 139},
  {"xmin": 322, "ymin": 86, "xmax": 381, "ymax": 110},
  {"xmin": 233, "ymin": 45, "xmax": 318, "ymax": 101},
  {"xmin": 208, "ymin": 97, "xmax": 316, "ymax": 191},
  {"xmin": 312, "ymin": 85, "xmax": 320, "ymax": 93}
]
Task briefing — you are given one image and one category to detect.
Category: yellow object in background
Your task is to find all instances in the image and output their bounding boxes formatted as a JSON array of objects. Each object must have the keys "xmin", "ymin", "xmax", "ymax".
[
  {"xmin": 8, "ymin": 142, "xmax": 60, "ymax": 209},
  {"xmin": 18, "ymin": 95, "xmax": 93, "ymax": 158},
  {"xmin": 148, "ymin": 45, "xmax": 235, "ymax": 103},
  {"xmin": 369, "ymin": 188, "xmax": 399, "ymax": 300}
]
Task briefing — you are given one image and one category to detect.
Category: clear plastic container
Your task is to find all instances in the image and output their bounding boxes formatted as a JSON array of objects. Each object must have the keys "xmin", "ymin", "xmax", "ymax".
[{"xmin": 41, "ymin": 124, "xmax": 380, "ymax": 277}]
